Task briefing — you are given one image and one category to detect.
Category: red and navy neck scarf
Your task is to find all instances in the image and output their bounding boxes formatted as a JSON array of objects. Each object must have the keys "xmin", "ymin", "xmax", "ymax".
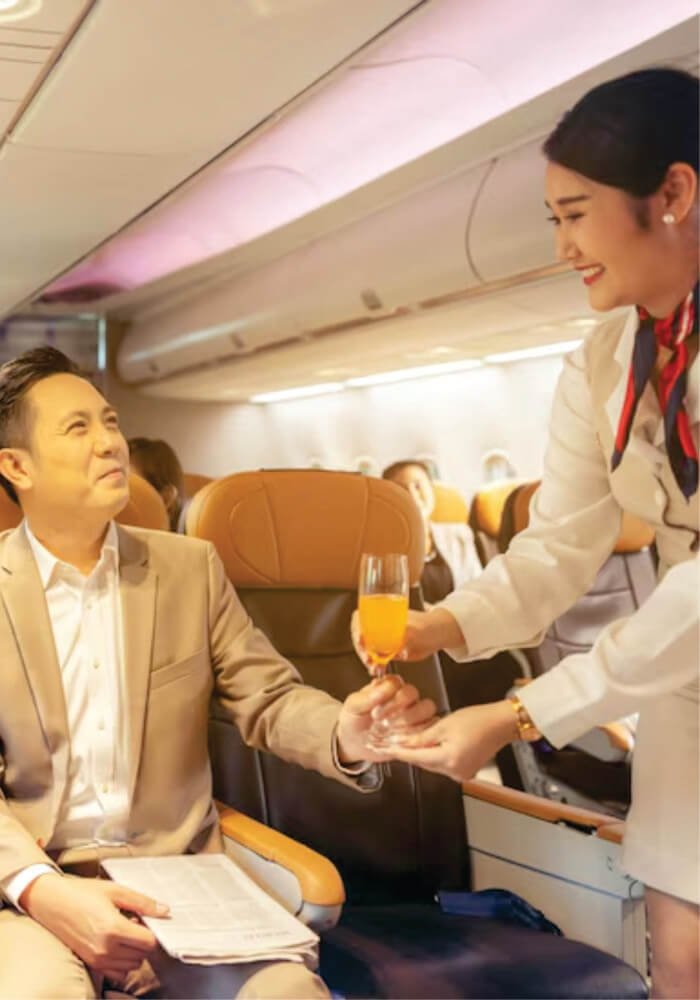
[{"xmin": 611, "ymin": 282, "xmax": 698, "ymax": 499}]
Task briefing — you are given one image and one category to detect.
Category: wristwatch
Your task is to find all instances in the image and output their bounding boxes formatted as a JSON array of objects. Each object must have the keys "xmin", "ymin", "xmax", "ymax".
[{"xmin": 507, "ymin": 694, "xmax": 542, "ymax": 742}]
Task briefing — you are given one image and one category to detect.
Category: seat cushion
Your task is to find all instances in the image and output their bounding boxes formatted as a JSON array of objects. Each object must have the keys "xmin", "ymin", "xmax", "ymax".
[{"xmin": 320, "ymin": 904, "xmax": 647, "ymax": 999}]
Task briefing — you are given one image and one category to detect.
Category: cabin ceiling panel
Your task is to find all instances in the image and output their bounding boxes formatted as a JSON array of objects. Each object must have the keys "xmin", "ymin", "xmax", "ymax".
[
  {"xmin": 13, "ymin": 0, "xmax": 422, "ymax": 156},
  {"xmin": 0, "ymin": 57, "xmax": 41, "ymax": 100},
  {"xmin": 37, "ymin": 5, "xmax": 699, "ymax": 301},
  {"xmin": 0, "ymin": 100, "xmax": 16, "ymax": 130},
  {"xmin": 0, "ymin": 142, "xmax": 203, "ymax": 313}
]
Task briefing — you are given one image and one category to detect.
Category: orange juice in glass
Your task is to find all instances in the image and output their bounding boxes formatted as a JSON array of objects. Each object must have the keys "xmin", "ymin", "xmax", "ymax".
[
  {"xmin": 358, "ymin": 593, "xmax": 408, "ymax": 667},
  {"xmin": 358, "ymin": 553, "xmax": 409, "ymax": 749}
]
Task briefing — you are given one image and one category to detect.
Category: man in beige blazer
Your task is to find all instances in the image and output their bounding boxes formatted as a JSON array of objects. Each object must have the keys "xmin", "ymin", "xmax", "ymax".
[{"xmin": 0, "ymin": 347, "xmax": 432, "ymax": 999}]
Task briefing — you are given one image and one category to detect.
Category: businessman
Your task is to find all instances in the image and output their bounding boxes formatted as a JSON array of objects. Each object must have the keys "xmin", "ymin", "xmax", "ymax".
[{"xmin": 0, "ymin": 347, "xmax": 434, "ymax": 999}]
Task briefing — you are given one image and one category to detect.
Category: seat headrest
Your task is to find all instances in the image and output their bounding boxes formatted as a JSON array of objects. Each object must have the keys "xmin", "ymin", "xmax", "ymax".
[
  {"xmin": 116, "ymin": 473, "xmax": 170, "ymax": 531},
  {"xmin": 186, "ymin": 469, "xmax": 425, "ymax": 588},
  {"xmin": 184, "ymin": 473, "xmax": 213, "ymax": 499},
  {"xmin": 469, "ymin": 480, "xmax": 523, "ymax": 538},
  {"xmin": 0, "ymin": 474, "xmax": 169, "ymax": 533},
  {"xmin": 509, "ymin": 481, "xmax": 540, "ymax": 535},
  {"xmin": 507, "ymin": 480, "xmax": 654, "ymax": 554},
  {"xmin": 0, "ymin": 488, "xmax": 21, "ymax": 531},
  {"xmin": 431, "ymin": 482, "xmax": 468, "ymax": 523},
  {"xmin": 614, "ymin": 512, "xmax": 655, "ymax": 553}
]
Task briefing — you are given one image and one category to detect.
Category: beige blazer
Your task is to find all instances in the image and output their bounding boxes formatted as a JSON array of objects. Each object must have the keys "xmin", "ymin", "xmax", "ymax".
[{"xmin": 0, "ymin": 524, "xmax": 353, "ymax": 884}]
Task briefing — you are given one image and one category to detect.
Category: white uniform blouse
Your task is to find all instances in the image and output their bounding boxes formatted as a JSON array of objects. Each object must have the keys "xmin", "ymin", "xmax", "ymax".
[{"xmin": 437, "ymin": 307, "xmax": 698, "ymax": 899}]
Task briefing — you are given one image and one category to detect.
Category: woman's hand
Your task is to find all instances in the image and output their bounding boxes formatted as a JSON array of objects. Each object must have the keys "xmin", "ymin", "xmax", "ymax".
[
  {"xmin": 388, "ymin": 701, "xmax": 519, "ymax": 782},
  {"xmin": 351, "ymin": 607, "xmax": 466, "ymax": 673},
  {"xmin": 336, "ymin": 675, "xmax": 437, "ymax": 763}
]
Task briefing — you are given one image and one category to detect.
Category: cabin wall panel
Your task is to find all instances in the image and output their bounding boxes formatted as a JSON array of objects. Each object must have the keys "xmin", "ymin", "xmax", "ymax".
[{"xmin": 108, "ymin": 355, "xmax": 563, "ymax": 502}]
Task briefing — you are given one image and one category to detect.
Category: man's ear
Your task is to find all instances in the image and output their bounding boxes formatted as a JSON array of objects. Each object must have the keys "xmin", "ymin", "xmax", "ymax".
[{"xmin": 0, "ymin": 447, "xmax": 32, "ymax": 498}]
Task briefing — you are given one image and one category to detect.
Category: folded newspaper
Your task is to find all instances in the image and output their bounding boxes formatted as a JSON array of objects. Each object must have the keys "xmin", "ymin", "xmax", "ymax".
[{"xmin": 101, "ymin": 853, "xmax": 319, "ymax": 966}]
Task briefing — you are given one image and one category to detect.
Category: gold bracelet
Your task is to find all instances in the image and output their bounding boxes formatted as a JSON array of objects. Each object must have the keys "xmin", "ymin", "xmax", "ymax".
[{"xmin": 507, "ymin": 695, "xmax": 542, "ymax": 742}]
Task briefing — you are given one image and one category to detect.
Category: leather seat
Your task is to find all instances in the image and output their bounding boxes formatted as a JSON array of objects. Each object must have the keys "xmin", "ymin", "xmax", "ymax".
[
  {"xmin": 468, "ymin": 479, "xmax": 523, "ymax": 567},
  {"xmin": 188, "ymin": 469, "xmax": 646, "ymax": 999},
  {"xmin": 497, "ymin": 481, "xmax": 656, "ymax": 816},
  {"xmin": 183, "ymin": 472, "xmax": 213, "ymax": 498},
  {"xmin": 432, "ymin": 481, "xmax": 468, "ymax": 524},
  {"xmin": 0, "ymin": 472, "xmax": 169, "ymax": 532},
  {"xmin": 116, "ymin": 472, "xmax": 170, "ymax": 530}
]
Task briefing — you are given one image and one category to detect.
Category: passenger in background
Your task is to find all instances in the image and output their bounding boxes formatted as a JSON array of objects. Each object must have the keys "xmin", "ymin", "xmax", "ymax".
[
  {"xmin": 128, "ymin": 436, "xmax": 187, "ymax": 532},
  {"xmin": 382, "ymin": 459, "xmax": 481, "ymax": 604},
  {"xmin": 382, "ymin": 69, "xmax": 699, "ymax": 1000},
  {"xmin": 480, "ymin": 448, "xmax": 518, "ymax": 483}
]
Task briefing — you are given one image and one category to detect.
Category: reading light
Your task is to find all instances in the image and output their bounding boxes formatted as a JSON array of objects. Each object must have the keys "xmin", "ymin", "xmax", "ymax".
[
  {"xmin": 484, "ymin": 340, "xmax": 582, "ymax": 364},
  {"xmin": 345, "ymin": 359, "xmax": 482, "ymax": 387},
  {"xmin": 250, "ymin": 382, "xmax": 344, "ymax": 403}
]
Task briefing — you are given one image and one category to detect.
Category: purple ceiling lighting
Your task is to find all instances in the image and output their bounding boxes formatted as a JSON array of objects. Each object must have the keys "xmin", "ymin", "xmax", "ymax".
[{"xmin": 42, "ymin": 0, "xmax": 697, "ymax": 300}]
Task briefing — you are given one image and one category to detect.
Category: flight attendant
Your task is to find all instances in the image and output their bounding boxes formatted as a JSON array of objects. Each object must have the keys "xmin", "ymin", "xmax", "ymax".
[{"xmin": 382, "ymin": 68, "xmax": 698, "ymax": 999}]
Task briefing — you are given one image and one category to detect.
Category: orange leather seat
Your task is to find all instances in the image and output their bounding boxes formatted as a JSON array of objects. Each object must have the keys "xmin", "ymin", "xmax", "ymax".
[
  {"xmin": 0, "ymin": 473, "xmax": 169, "ymax": 533},
  {"xmin": 499, "ymin": 480, "xmax": 655, "ymax": 555},
  {"xmin": 183, "ymin": 472, "xmax": 213, "ymax": 499},
  {"xmin": 116, "ymin": 473, "xmax": 170, "ymax": 531},
  {"xmin": 0, "ymin": 488, "xmax": 22, "ymax": 531},
  {"xmin": 468, "ymin": 479, "xmax": 523, "ymax": 566},
  {"xmin": 431, "ymin": 481, "xmax": 468, "ymax": 524}
]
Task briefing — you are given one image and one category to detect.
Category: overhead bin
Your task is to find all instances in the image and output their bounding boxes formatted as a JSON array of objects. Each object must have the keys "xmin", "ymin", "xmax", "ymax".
[
  {"xmin": 468, "ymin": 139, "xmax": 556, "ymax": 282},
  {"xmin": 117, "ymin": 137, "xmax": 560, "ymax": 385},
  {"xmin": 118, "ymin": 162, "xmax": 490, "ymax": 382}
]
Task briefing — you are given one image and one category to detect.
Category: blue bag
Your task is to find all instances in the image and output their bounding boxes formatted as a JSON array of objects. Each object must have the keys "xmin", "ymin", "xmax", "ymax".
[{"xmin": 437, "ymin": 888, "xmax": 562, "ymax": 936}]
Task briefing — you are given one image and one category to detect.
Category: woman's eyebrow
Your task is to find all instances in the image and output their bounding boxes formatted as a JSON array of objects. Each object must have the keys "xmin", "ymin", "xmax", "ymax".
[{"xmin": 544, "ymin": 195, "xmax": 592, "ymax": 208}]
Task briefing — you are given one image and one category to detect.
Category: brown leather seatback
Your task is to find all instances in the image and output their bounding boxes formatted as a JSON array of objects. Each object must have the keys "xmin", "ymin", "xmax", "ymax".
[{"xmin": 468, "ymin": 480, "xmax": 523, "ymax": 566}]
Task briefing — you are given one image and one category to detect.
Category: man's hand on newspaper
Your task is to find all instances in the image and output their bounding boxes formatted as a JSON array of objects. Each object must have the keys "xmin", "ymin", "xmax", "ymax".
[
  {"xmin": 336, "ymin": 675, "xmax": 436, "ymax": 763},
  {"xmin": 21, "ymin": 873, "xmax": 168, "ymax": 983}
]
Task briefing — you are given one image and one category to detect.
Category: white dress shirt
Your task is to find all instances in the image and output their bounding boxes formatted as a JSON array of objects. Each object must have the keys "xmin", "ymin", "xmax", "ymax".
[{"xmin": 1, "ymin": 520, "xmax": 127, "ymax": 907}]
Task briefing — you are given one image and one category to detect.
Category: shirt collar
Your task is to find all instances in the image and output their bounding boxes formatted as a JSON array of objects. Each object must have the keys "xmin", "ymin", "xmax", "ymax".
[{"xmin": 24, "ymin": 519, "xmax": 119, "ymax": 591}]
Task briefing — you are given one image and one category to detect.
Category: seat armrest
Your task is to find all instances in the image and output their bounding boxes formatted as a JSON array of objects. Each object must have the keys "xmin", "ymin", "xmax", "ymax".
[
  {"xmin": 596, "ymin": 821, "xmax": 625, "ymax": 845},
  {"xmin": 462, "ymin": 779, "xmax": 624, "ymax": 834},
  {"xmin": 216, "ymin": 801, "xmax": 345, "ymax": 907}
]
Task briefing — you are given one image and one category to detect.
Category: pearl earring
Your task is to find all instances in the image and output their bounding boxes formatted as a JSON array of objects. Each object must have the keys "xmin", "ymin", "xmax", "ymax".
[{"xmin": 662, "ymin": 213, "xmax": 676, "ymax": 224}]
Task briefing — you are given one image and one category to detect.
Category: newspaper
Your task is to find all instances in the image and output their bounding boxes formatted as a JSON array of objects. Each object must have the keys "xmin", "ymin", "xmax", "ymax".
[{"xmin": 101, "ymin": 853, "xmax": 319, "ymax": 966}]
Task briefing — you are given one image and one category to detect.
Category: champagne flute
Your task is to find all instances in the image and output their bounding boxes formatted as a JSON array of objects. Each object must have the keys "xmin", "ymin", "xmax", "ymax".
[{"xmin": 358, "ymin": 553, "xmax": 409, "ymax": 750}]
